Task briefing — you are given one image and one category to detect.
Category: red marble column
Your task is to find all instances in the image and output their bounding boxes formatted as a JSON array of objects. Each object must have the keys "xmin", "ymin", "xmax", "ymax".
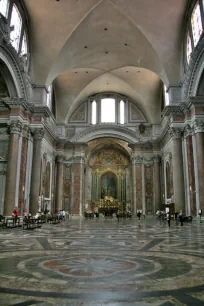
[
  {"xmin": 56, "ymin": 155, "xmax": 64, "ymax": 213},
  {"xmin": 30, "ymin": 128, "xmax": 44, "ymax": 215},
  {"xmin": 186, "ymin": 135, "xmax": 196, "ymax": 215},
  {"xmin": 170, "ymin": 128, "xmax": 185, "ymax": 211},
  {"xmin": 18, "ymin": 126, "xmax": 29, "ymax": 215},
  {"xmin": 136, "ymin": 163, "xmax": 142, "ymax": 210},
  {"xmin": 4, "ymin": 121, "xmax": 22, "ymax": 215},
  {"xmin": 195, "ymin": 131, "xmax": 204, "ymax": 211},
  {"xmin": 153, "ymin": 155, "xmax": 160, "ymax": 212},
  {"xmin": 72, "ymin": 162, "xmax": 81, "ymax": 215},
  {"xmin": 51, "ymin": 158, "xmax": 55, "ymax": 213}
]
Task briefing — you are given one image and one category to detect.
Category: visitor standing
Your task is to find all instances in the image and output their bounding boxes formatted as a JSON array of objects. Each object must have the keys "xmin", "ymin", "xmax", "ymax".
[
  {"xmin": 137, "ymin": 211, "xmax": 141, "ymax": 221},
  {"xmin": 179, "ymin": 210, "xmax": 183, "ymax": 226}
]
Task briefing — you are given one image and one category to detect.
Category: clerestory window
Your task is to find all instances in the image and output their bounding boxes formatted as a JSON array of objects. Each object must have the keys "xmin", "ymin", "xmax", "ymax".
[
  {"xmin": 10, "ymin": 4, "xmax": 22, "ymax": 52},
  {"xmin": 0, "ymin": 0, "xmax": 9, "ymax": 17},
  {"xmin": 120, "ymin": 100, "xmax": 125, "ymax": 124},
  {"xmin": 21, "ymin": 31, "xmax": 28, "ymax": 56},
  {"xmin": 91, "ymin": 100, "xmax": 97, "ymax": 125},
  {"xmin": 191, "ymin": 2, "xmax": 203, "ymax": 47},
  {"xmin": 164, "ymin": 85, "xmax": 169, "ymax": 106},
  {"xmin": 46, "ymin": 85, "xmax": 52, "ymax": 110},
  {"xmin": 187, "ymin": 32, "xmax": 193, "ymax": 64},
  {"xmin": 101, "ymin": 98, "xmax": 115, "ymax": 123}
]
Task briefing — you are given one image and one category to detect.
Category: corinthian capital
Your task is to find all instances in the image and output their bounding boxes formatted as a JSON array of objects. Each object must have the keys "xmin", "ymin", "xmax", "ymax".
[
  {"xmin": 9, "ymin": 121, "xmax": 22, "ymax": 135},
  {"xmin": 56, "ymin": 154, "xmax": 64, "ymax": 163},
  {"xmin": 193, "ymin": 120, "xmax": 204, "ymax": 133},
  {"xmin": 153, "ymin": 154, "xmax": 161, "ymax": 163},
  {"xmin": 22, "ymin": 125, "xmax": 30, "ymax": 138},
  {"xmin": 169, "ymin": 127, "xmax": 183, "ymax": 139},
  {"xmin": 33, "ymin": 128, "xmax": 44, "ymax": 140},
  {"xmin": 183, "ymin": 124, "xmax": 193, "ymax": 138}
]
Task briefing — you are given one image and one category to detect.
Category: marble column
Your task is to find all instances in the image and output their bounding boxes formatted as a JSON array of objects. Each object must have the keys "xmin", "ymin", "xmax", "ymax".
[
  {"xmin": 18, "ymin": 125, "xmax": 29, "ymax": 215},
  {"xmin": 30, "ymin": 128, "xmax": 44, "ymax": 215},
  {"xmin": 194, "ymin": 121, "xmax": 204, "ymax": 211},
  {"xmin": 131, "ymin": 156, "xmax": 136, "ymax": 215},
  {"xmin": 153, "ymin": 155, "xmax": 161, "ymax": 212},
  {"xmin": 55, "ymin": 155, "xmax": 64, "ymax": 213},
  {"xmin": 170, "ymin": 127, "xmax": 185, "ymax": 212},
  {"xmin": 4, "ymin": 121, "xmax": 22, "ymax": 215}
]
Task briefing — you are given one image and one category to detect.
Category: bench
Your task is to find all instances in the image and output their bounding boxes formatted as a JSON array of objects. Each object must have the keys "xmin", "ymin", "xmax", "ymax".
[
  {"xmin": 5, "ymin": 217, "xmax": 22, "ymax": 229},
  {"xmin": 23, "ymin": 218, "xmax": 42, "ymax": 230}
]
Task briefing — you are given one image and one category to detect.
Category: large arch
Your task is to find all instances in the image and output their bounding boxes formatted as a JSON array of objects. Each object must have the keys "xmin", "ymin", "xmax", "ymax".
[
  {"xmin": 0, "ymin": 45, "xmax": 27, "ymax": 98},
  {"xmin": 71, "ymin": 125, "xmax": 139, "ymax": 143}
]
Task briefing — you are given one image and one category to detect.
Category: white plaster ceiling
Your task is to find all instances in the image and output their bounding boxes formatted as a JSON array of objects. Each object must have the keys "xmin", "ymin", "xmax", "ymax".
[{"xmin": 24, "ymin": 0, "xmax": 187, "ymax": 124}]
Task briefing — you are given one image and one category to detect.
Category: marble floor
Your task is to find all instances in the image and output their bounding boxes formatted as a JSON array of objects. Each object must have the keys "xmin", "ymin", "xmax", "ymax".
[{"xmin": 0, "ymin": 217, "xmax": 204, "ymax": 305}]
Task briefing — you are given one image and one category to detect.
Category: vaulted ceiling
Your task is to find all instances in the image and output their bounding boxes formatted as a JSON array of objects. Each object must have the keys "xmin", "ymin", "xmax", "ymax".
[{"xmin": 24, "ymin": 0, "xmax": 188, "ymax": 124}]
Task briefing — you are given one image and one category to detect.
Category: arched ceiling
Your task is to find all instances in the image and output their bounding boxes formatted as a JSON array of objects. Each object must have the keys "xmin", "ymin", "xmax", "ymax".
[{"xmin": 24, "ymin": 0, "xmax": 187, "ymax": 124}]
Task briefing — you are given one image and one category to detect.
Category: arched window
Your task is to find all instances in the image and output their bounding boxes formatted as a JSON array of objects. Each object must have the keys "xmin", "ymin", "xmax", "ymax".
[
  {"xmin": 187, "ymin": 32, "xmax": 193, "ymax": 64},
  {"xmin": 10, "ymin": 4, "xmax": 22, "ymax": 52},
  {"xmin": 20, "ymin": 31, "xmax": 28, "ymax": 56},
  {"xmin": 101, "ymin": 98, "xmax": 115, "ymax": 123},
  {"xmin": 0, "ymin": 0, "xmax": 9, "ymax": 17},
  {"xmin": 191, "ymin": 2, "xmax": 203, "ymax": 47},
  {"xmin": 164, "ymin": 85, "xmax": 170, "ymax": 106},
  {"xmin": 120, "ymin": 100, "xmax": 125, "ymax": 124},
  {"xmin": 46, "ymin": 85, "xmax": 52, "ymax": 110},
  {"xmin": 91, "ymin": 100, "xmax": 97, "ymax": 124},
  {"xmin": 45, "ymin": 162, "xmax": 51, "ymax": 198}
]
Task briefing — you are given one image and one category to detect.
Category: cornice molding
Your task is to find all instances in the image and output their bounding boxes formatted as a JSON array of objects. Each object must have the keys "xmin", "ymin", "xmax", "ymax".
[{"xmin": 161, "ymin": 105, "xmax": 184, "ymax": 118}]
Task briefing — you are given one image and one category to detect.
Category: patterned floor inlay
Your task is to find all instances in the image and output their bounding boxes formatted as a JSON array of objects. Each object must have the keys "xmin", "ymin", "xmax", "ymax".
[{"xmin": 0, "ymin": 217, "xmax": 204, "ymax": 305}]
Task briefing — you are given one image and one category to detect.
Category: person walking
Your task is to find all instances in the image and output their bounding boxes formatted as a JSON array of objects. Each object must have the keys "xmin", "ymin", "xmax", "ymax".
[
  {"xmin": 167, "ymin": 212, "xmax": 171, "ymax": 227},
  {"xmin": 116, "ymin": 210, "xmax": 120, "ymax": 222}
]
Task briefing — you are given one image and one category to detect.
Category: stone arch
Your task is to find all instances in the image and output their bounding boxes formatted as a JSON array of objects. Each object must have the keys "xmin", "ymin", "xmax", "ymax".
[
  {"xmin": 183, "ymin": 36, "xmax": 204, "ymax": 98},
  {"xmin": 71, "ymin": 125, "xmax": 139, "ymax": 144},
  {"xmin": 197, "ymin": 69, "xmax": 204, "ymax": 96},
  {"xmin": 0, "ymin": 44, "xmax": 31, "ymax": 99}
]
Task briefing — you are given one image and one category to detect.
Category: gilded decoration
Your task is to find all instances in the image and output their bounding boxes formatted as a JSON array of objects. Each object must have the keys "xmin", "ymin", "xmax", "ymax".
[{"xmin": 93, "ymin": 150, "xmax": 128, "ymax": 169}]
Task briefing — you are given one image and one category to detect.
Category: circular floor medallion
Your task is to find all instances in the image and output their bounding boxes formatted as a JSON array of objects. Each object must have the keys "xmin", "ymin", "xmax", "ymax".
[{"xmin": 43, "ymin": 255, "xmax": 137, "ymax": 277}]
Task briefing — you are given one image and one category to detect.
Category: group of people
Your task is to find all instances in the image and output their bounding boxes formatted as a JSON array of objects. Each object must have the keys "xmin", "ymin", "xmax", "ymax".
[{"xmin": 156, "ymin": 210, "xmax": 184, "ymax": 227}]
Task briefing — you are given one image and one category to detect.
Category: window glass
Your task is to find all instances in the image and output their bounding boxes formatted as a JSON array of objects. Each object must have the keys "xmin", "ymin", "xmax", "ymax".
[
  {"xmin": 46, "ymin": 85, "xmax": 52, "ymax": 110},
  {"xmin": 187, "ymin": 32, "xmax": 192, "ymax": 64},
  {"xmin": 10, "ymin": 4, "xmax": 22, "ymax": 51},
  {"xmin": 91, "ymin": 100, "xmax": 97, "ymax": 124},
  {"xmin": 0, "ymin": 0, "xmax": 9, "ymax": 17},
  {"xmin": 191, "ymin": 2, "xmax": 203, "ymax": 46},
  {"xmin": 101, "ymin": 98, "xmax": 115, "ymax": 123},
  {"xmin": 164, "ymin": 85, "xmax": 169, "ymax": 106},
  {"xmin": 120, "ymin": 100, "xmax": 125, "ymax": 124},
  {"xmin": 21, "ymin": 32, "xmax": 27, "ymax": 55}
]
